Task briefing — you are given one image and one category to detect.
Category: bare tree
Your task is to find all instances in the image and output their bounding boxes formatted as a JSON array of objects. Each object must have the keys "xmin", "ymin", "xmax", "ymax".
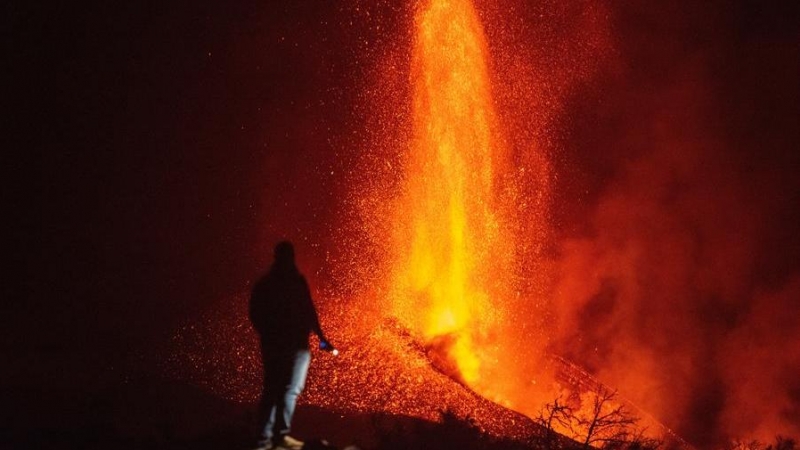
[
  {"xmin": 537, "ymin": 389, "xmax": 662, "ymax": 449},
  {"xmin": 536, "ymin": 395, "xmax": 575, "ymax": 448},
  {"xmin": 571, "ymin": 388, "xmax": 638, "ymax": 448}
]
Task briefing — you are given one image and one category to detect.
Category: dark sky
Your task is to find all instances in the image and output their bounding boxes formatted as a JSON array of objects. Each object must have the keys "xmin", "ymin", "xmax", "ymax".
[
  {"xmin": 11, "ymin": 0, "xmax": 376, "ymax": 386},
  {"xmin": 8, "ymin": 0, "xmax": 800, "ymax": 442}
]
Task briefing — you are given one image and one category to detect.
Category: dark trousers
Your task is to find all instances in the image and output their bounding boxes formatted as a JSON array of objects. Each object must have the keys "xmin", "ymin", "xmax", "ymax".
[{"xmin": 257, "ymin": 345, "xmax": 311, "ymax": 443}]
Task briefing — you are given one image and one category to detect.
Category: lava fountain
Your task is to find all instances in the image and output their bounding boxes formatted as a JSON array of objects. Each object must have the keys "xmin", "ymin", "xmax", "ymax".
[{"xmin": 387, "ymin": 0, "xmax": 521, "ymax": 398}]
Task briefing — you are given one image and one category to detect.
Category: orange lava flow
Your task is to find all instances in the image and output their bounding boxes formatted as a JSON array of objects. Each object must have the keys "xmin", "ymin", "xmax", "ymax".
[{"xmin": 387, "ymin": 0, "xmax": 514, "ymax": 392}]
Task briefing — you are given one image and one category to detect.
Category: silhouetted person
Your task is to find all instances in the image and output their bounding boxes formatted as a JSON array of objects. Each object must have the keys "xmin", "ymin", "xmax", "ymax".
[{"xmin": 250, "ymin": 241, "xmax": 334, "ymax": 450}]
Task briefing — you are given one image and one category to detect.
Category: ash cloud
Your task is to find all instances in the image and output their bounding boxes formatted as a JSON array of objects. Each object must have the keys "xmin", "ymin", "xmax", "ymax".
[{"xmin": 550, "ymin": 1, "xmax": 800, "ymax": 446}]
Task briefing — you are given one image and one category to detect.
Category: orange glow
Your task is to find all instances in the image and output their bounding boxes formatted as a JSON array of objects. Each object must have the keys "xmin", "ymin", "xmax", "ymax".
[{"xmin": 387, "ymin": 0, "xmax": 513, "ymax": 390}]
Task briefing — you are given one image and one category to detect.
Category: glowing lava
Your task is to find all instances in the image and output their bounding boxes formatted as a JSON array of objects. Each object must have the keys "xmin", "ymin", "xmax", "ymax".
[{"xmin": 387, "ymin": 0, "xmax": 514, "ymax": 390}]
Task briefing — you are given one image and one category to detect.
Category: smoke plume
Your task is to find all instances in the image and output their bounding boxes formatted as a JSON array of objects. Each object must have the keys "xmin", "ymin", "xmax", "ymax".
[{"xmin": 550, "ymin": 2, "xmax": 800, "ymax": 445}]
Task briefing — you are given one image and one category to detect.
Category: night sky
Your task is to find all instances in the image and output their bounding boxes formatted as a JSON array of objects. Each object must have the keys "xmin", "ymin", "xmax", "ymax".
[
  {"xmin": 9, "ymin": 0, "xmax": 800, "ymax": 446},
  {"xmin": 14, "ymin": 0, "xmax": 364, "ymax": 379}
]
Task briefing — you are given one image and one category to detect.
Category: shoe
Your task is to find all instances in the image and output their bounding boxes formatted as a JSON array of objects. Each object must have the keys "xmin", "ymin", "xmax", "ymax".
[{"xmin": 275, "ymin": 434, "xmax": 304, "ymax": 450}]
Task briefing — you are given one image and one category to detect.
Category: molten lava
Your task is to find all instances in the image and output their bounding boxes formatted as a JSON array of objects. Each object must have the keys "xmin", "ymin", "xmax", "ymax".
[{"xmin": 387, "ymin": 0, "xmax": 514, "ymax": 392}]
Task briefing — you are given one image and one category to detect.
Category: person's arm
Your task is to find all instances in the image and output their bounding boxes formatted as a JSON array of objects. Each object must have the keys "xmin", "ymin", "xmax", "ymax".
[{"xmin": 300, "ymin": 277, "xmax": 327, "ymax": 343}]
